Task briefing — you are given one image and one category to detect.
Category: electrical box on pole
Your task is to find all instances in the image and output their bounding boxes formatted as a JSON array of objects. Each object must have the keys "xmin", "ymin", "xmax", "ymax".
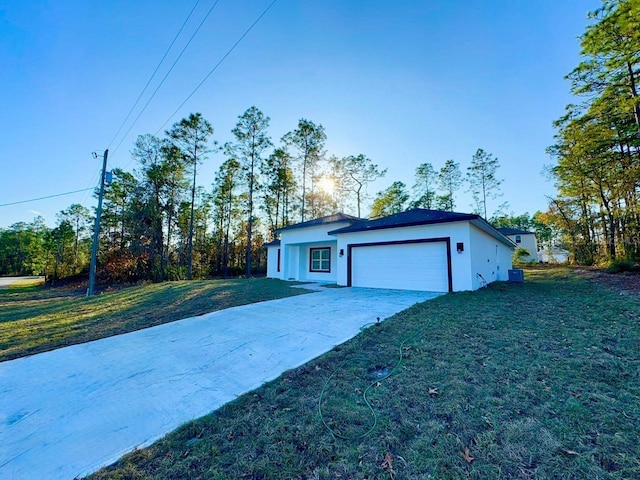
[{"xmin": 87, "ymin": 149, "xmax": 108, "ymax": 297}]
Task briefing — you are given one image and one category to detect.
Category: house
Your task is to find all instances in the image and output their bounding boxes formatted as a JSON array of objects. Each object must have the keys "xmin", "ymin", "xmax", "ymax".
[
  {"xmin": 266, "ymin": 209, "xmax": 516, "ymax": 292},
  {"xmin": 496, "ymin": 227, "xmax": 538, "ymax": 263},
  {"xmin": 538, "ymin": 245, "xmax": 569, "ymax": 264}
]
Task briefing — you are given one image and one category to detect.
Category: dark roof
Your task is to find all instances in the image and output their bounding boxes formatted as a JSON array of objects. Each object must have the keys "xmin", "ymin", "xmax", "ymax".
[
  {"xmin": 496, "ymin": 227, "xmax": 534, "ymax": 236},
  {"xmin": 263, "ymin": 239, "xmax": 280, "ymax": 247},
  {"xmin": 329, "ymin": 209, "xmax": 478, "ymax": 234},
  {"xmin": 276, "ymin": 213, "xmax": 363, "ymax": 233}
]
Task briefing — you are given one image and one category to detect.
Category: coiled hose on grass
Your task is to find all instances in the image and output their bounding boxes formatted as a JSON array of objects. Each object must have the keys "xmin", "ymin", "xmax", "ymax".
[{"xmin": 317, "ymin": 322, "xmax": 420, "ymax": 441}]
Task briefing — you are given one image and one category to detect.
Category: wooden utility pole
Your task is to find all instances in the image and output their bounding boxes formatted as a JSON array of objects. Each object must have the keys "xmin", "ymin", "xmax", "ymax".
[{"xmin": 87, "ymin": 149, "xmax": 108, "ymax": 297}]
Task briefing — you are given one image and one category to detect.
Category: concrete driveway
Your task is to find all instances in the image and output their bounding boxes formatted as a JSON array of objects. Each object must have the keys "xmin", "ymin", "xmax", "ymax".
[
  {"xmin": 0, "ymin": 276, "xmax": 43, "ymax": 289},
  {"xmin": 0, "ymin": 285, "xmax": 441, "ymax": 479}
]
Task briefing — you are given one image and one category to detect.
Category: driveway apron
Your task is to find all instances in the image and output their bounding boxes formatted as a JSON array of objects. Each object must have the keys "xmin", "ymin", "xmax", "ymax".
[
  {"xmin": 0, "ymin": 287, "xmax": 440, "ymax": 479},
  {"xmin": 0, "ymin": 277, "xmax": 43, "ymax": 289}
]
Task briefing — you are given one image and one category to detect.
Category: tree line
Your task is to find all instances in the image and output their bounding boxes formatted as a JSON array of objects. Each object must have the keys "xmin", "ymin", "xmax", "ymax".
[
  {"xmin": 5, "ymin": 3, "xmax": 636, "ymax": 283},
  {"xmin": 369, "ymin": 148, "xmax": 504, "ymax": 220},
  {"xmin": 4, "ymin": 105, "xmax": 547, "ymax": 284},
  {"xmin": 547, "ymin": 0, "xmax": 640, "ymax": 265},
  {"xmin": 0, "ymin": 108, "xmax": 392, "ymax": 282}
]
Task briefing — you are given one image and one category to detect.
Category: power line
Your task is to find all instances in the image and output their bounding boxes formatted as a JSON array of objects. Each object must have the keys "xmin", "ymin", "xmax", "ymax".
[
  {"xmin": 80, "ymin": 167, "xmax": 104, "ymax": 207},
  {"xmin": 107, "ymin": 0, "xmax": 202, "ymax": 150},
  {"xmin": 110, "ymin": 0, "xmax": 222, "ymax": 159},
  {"xmin": 0, "ymin": 188, "xmax": 95, "ymax": 207},
  {"xmin": 155, "ymin": 0, "xmax": 279, "ymax": 135}
]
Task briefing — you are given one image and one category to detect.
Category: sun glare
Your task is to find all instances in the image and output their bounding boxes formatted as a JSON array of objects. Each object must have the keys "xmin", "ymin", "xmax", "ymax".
[{"xmin": 318, "ymin": 177, "xmax": 335, "ymax": 195}]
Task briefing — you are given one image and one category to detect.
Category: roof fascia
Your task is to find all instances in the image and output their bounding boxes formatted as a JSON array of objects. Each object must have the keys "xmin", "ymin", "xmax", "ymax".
[
  {"xmin": 472, "ymin": 219, "xmax": 517, "ymax": 248},
  {"xmin": 329, "ymin": 215, "xmax": 476, "ymax": 235}
]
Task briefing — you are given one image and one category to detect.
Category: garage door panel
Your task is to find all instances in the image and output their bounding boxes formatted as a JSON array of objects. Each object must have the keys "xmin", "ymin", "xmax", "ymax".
[{"xmin": 351, "ymin": 242, "xmax": 449, "ymax": 292}]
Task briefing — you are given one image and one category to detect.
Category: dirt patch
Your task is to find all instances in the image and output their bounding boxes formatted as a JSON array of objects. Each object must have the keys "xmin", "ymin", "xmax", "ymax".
[{"xmin": 574, "ymin": 268, "xmax": 640, "ymax": 301}]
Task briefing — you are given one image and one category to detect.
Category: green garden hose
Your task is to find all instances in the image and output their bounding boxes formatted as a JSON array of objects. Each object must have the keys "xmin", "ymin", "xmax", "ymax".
[{"xmin": 317, "ymin": 326, "xmax": 417, "ymax": 441}]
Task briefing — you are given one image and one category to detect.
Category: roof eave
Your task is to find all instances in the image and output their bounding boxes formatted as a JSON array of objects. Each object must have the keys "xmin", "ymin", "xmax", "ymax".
[
  {"xmin": 497, "ymin": 228, "xmax": 535, "ymax": 236},
  {"xmin": 275, "ymin": 214, "xmax": 363, "ymax": 234},
  {"xmin": 329, "ymin": 215, "xmax": 478, "ymax": 235},
  {"xmin": 277, "ymin": 220, "xmax": 355, "ymax": 234},
  {"xmin": 472, "ymin": 219, "xmax": 517, "ymax": 248}
]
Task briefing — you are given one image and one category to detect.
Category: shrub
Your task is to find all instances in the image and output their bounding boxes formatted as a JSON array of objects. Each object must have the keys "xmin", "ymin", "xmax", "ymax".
[
  {"xmin": 607, "ymin": 259, "xmax": 637, "ymax": 273},
  {"xmin": 513, "ymin": 247, "xmax": 532, "ymax": 264}
]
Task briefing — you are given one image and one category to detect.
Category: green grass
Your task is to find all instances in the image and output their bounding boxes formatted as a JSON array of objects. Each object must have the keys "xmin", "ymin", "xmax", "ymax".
[
  {"xmin": 0, "ymin": 278, "xmax": 308, "ymax": 362},
  {"xmin": 88, "ymin": 266, "xmax": 640, "ymax": 479}
]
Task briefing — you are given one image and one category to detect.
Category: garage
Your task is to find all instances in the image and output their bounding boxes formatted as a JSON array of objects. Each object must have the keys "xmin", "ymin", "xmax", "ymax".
[
  {"xmin": 348, "ymin": 239, "xmax": 451, "ymax": 292},
  {"xmin": 268, "ymin": 209, "xmax": 516, "ymax": 292}
]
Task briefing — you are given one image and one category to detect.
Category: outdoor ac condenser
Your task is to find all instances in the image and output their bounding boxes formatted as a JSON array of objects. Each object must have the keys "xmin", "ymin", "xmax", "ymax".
[{"xmin": 508, "ymin": 269, "xmax": 524, "ymax": 283}]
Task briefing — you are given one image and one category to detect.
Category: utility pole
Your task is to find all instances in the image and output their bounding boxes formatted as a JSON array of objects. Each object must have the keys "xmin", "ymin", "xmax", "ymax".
[{"xmin": 87, "ymin": 149, "xmax": 108, "ymax": 297}]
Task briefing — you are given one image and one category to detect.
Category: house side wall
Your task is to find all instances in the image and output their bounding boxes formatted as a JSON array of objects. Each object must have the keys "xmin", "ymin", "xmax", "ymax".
[
  {"xmin": 266, "ymin": 246, "xmax": 282, "ymax": 279},
  {"xmin": 506, "ymin": 233, "xmax": 538, "ymax": 262},
  {"xmin": 469, "ymin": 224, "xmax": 514, "ymax": 289},
  {"xmin": 334, "ymin": 222, "xmax": 474, "ymax": 291}
]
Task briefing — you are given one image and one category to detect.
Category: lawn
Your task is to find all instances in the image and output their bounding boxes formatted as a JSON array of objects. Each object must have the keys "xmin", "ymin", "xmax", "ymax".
[
  {"xmin": 0, "ymin": 278, "xmax": 308, "ymax": 362},
  {"xmin": 87, "ymin": 266, "xmax": 640, "ymax": 479}
]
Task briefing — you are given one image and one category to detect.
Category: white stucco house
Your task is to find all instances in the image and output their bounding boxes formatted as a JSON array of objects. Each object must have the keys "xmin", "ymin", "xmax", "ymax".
[
  {"xmin": 538, "ymin": 245, "xmax": 569, "ymax": 264},
  {"xmin": 496, "ymin": 227, "xmax": 538, "ymax": 263},
  {"xmin": 265, "ymin": 209, "xmax": 516, "ymax": 293}
]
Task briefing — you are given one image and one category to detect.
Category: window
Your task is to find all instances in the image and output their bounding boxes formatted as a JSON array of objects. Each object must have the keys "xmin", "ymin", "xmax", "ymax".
[
  {"xmin": 277, "ymin": 249, "xmax": 281, "ymax": 272},
  {"xmin": 515, "ymin": 235, "xmax": 522, "ymax": 244},
  {"xmin": 310, "ymin": 247, "xmax": 331, "ymax": 272}
]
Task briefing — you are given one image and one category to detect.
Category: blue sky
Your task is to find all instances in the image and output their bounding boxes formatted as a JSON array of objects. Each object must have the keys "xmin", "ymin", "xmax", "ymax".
[{"xmin": 0, "ymin": 0, "xmax": 598, "ymax": 228}]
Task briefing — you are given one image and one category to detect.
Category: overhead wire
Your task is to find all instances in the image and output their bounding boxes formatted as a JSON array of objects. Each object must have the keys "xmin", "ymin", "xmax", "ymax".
[
  {"xmin": 0, "ymin": 188, "xmax": 95, "ymax": 207},
  {"xmin": 79, "ymin": 166, "xmax": 103, "ymax": 207},
  {"xmin": 3, "ymin": 0, "xmax": 277, "ymax": 213},
  {"xmin": 110, "ymin": 0, "xmax": 222, "ymax": 160},
  {"xmin": 154, "ymin": 0, "xmax": 279, "ymax": 135},
  {"xmin": 17, "ymin": 2, "xmax": 207, "ymax": 215},
  {"xmin": 107, "ymin": 0, "xmax": 203, "ymax": 150}
]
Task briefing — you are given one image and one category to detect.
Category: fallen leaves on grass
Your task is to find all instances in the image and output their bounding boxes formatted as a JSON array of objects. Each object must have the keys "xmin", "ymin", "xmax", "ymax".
[
  {"xmin": 381, "ymin": 452, "xmax": 395, "ymax": 478},
  {"xmin": 428, "ymin": 387, "xmax": 439, "ymax": 397},
  {"xmin": 559, "ymin": 448, "xmax": 579, "ymax": 456},
  {"xmin": 461, "ymin": 447, "xmax": 474, "ymax": 463}
]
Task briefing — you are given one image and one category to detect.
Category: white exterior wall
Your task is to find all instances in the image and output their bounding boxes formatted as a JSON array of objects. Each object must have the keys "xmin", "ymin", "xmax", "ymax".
[
  {"xmin": 469, "ymin": 224, "xmax": 513, "ymax": 289},
  {"xmin": 277, "ymin": 221, "xmax": 352, "ymax": 282},
  {"xmin": 507, "ymin": 233, "xmax": 538, "ymax": 262},
  {"xmin": 297, "ymin": 241, "xmax": 338, "ymax": 282},
  {"xmin": 270, "ymin": 219, "xmax": 514, "ymax": 292},
  {"xmin": 334, "ymin": 221, "xmax": 474, "ymax": 292},
  {"xmin": 266, "ymin": 246, "xmax": 282, "ymax": 279},
  {"xmin": 538, "ymin": 246, "xmax": 569, "ymax": 264}
]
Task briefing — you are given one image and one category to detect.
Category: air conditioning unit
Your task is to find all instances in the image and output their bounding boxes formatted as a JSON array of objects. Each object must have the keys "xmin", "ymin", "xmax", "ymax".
[{"xmin": 508, "ymin": 269, "xmax": 524, "ymax": 283}]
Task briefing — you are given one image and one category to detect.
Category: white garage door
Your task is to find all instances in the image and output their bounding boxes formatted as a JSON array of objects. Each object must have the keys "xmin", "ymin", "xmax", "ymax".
[{"xmin": 351, "ymin": 241, "xmax": 449, "ymax": 292}]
